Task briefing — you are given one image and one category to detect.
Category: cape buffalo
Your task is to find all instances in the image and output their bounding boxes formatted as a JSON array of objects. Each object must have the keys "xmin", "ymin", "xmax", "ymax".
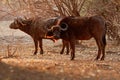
[
  {"xmin": 9, "ymin": 17, "xmax": 69, "ymax": 55},
  {"xmin": 45, "ymin": 16, "xmax": 107, "ymax": 60}
]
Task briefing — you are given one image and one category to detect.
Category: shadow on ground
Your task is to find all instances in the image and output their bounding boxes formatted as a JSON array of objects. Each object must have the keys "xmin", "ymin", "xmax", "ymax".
[{"xmin": 0, "ymin": 61, "xmax": 66, "ymax": 80}]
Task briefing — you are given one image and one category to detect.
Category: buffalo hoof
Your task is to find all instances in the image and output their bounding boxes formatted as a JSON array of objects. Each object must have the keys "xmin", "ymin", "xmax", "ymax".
[
  {"xmin": 66, "ymin": 53, "xmax": 69, "ymax": 55},
  {"xmin": 70, "ymin": 57, "xmax": 74, "ymax": 60},
  {"xmin": 40, "ymin": 51, "xmax": 43, "ymax": 54},
  {"xmin": 95, "ymin": 56, "xmax": 100, "ymax": 60},
  {"xmin": 60, "ymin": 51, "xmax": 64, "ymax": 54},
  {"xmin": 33, "ymin": 51, "xmax": 37, "ymax": 55},
  {"xmin": 100, "ymin": 57, "xmax": 104, "ymax": 60},
  {"xmin": 66, "ymin": 52, "xmax": 69, "ymax": 55},
  {"xmin": 94, "ymin": 58, "xmax": 99, "ymax": 61},
  {"xmin": 71, "ymin": 58, "xmax": 74, "ymax": 60}
]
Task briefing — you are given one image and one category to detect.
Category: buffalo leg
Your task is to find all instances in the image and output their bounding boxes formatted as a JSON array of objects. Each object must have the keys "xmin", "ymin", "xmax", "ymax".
[
  {"xmin": 33, "ymin": 39, "xmax": 38, "ymax": 55},
  {"xmin": 39, "ymin": 39, "xmax": 43, "ymax": 54},
  {"xmin": 70, "ymin": 40, "xmax": 75, "ymax": 60},
  {"xmin": 60, "ymin": 40, "xmax": 69, "ymax": 54},
  {"xmin": 66, "ymin": 42, "xmax": 69, "ymax": 55},
  {"xmin": 60, "ymin": 40, "xmax": 66, "ymax": 54},
  {"xmin": 101, "ymin": 46, "xmax": 105, "ymax": 60},
  {"xmin": 99, "ymin": 41, "xmax": 105, "ymax": 60},
  {"xmin": 95, "ymin": 39, "xmax": 102, "ymax": 60},
  {"xmin": 100, "ymin": 35, "xmax": 106, "ymax": 60},
  {"xmin": 101, "ymin": 42, "xmax": 106, "ymax": 60}
]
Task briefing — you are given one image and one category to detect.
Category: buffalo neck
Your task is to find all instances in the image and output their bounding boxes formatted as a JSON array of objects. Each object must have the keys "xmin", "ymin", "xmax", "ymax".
[{"xmin": 19, "ymin": 26, "xmax": 31, "ymax": 35}]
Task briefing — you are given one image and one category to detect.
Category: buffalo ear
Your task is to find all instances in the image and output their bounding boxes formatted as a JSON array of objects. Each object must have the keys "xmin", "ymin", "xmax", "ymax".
[{"xmin": 60, "ymin": 22, "xmax": 68, "ymax": 31}]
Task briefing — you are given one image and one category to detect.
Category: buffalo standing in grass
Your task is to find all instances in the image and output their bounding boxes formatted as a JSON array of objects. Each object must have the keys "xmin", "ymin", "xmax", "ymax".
[
  {"xmin": 9, "ymin": 17, "xmax": 69, "ymax": 55},
  {"xmin": 46, "ymin": 16, "xmax": 107, "ymax": 60}
]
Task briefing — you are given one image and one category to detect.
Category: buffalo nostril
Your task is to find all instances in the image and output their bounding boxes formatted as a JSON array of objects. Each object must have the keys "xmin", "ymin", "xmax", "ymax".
[{"xmin": 53, "ymin": 35, "xmax": 60, "ymax": 39}]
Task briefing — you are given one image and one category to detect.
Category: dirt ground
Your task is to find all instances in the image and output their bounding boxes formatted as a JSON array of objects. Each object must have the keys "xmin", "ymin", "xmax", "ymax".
[{"xmin": 0, "ymin": 21, "xmax": 120, "ymax": 80}]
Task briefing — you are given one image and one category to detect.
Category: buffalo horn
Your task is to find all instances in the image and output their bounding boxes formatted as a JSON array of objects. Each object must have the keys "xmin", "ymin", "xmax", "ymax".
[
  {"xmin": 17, "ymin": 17, "xmax": 26, "ymax": 26},
  {"xmin": 60, "ymin": 23, "xmax": 68, "ymax": 31}
]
